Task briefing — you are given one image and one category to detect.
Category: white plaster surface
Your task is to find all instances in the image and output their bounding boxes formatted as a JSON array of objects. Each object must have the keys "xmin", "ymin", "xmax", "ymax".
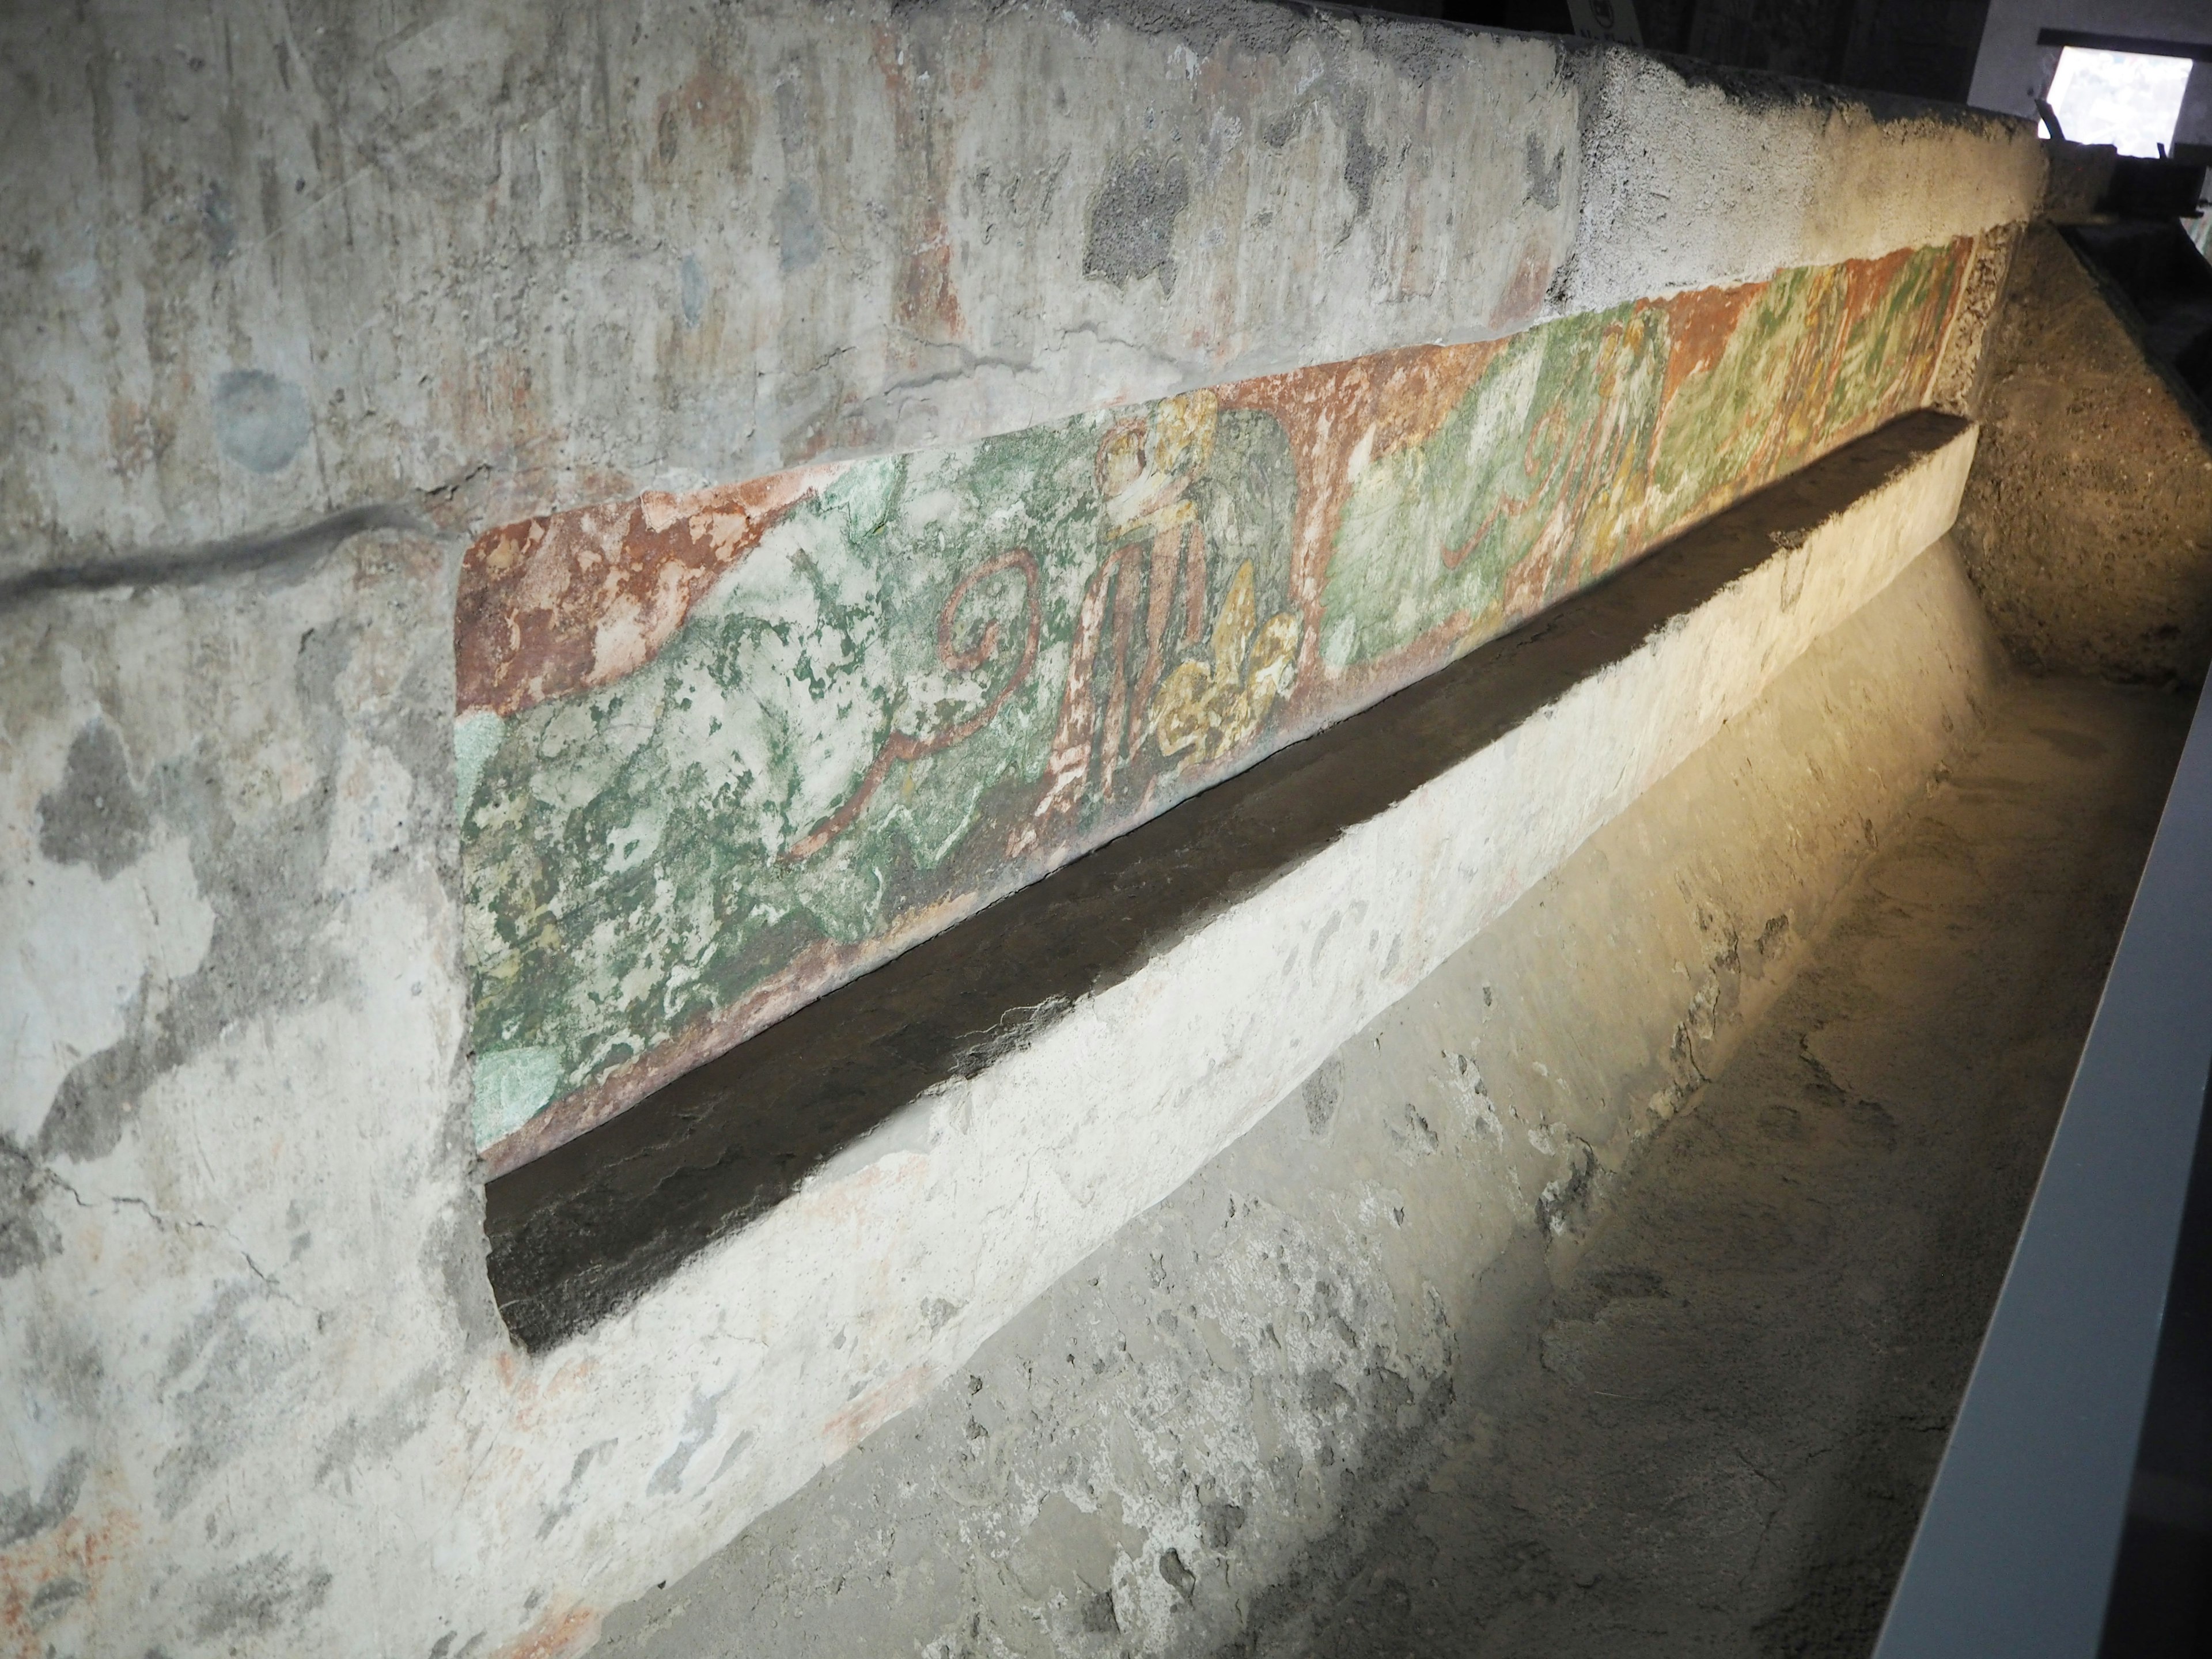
[
  {"xmin": 0, "ymin": 421, "xmax": 1973, "ymax": 1657},
  {"xmin": 0, "ymin": 0, "xmax": 2038, "ymax": 578},
  {"xmin": 1565, "ymin": 52, "xmax": 2039, "ymax": 316}
]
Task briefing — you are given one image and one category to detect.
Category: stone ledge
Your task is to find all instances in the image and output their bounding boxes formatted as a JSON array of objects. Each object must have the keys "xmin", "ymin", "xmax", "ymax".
[{"xmin": 487, "ymin": 408, "xmax": 1977, "ymax": 1353}]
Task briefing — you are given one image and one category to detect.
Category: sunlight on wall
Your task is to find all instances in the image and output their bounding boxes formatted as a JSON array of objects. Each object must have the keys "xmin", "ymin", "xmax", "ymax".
[{"xmin": 2044, "ymin": 47, "xmax": 2193, "ymax": 156}]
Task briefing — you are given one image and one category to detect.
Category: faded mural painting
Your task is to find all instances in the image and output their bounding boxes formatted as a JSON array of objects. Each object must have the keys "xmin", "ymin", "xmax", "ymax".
[{"xmin": 458, "ymin": 239, "xmax": 1976, "ymax": 1169}]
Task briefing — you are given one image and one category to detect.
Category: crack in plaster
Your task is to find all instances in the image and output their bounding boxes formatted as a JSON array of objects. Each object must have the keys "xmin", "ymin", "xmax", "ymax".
[{"xmin": 37, "ymin": 1161, "xmax": 293, "ymax": 1304}]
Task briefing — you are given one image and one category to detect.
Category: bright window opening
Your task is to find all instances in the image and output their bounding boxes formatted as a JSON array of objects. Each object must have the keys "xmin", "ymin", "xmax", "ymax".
[{"xmin": 2041, "ymin": 47, "xmax": 2195, "ymax": 156}]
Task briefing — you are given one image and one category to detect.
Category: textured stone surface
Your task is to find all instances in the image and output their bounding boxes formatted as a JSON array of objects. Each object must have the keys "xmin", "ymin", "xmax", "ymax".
[
  {"xmin": 463, "ymin": 241, "xmax": 1982, "ymax": 1165},
  {"xmin": 0, "ymin": 419, "xmax": 1975, "ymax": 1659},
  {"xmin": 590, "ymin": 538, "xmax": 2054, "ymax": 1658},
  {"xmin": 1953, "ymin": 222, "xmax": 2212, "ymax": 685},
  {"xmin": 0, "ymin": 0, "xmax": 2040, "ymax": 585},
  {"xmin": 0, "ymin": 529, "xmax": 491, "ymax": 1656},
  {"xmin": 0, "ymin": 7, "xmax": 2049, "ymax": 1654},
  {"xmin": 1252, "ymin": 677, "xmax": 2187, "ymax": 1659}
]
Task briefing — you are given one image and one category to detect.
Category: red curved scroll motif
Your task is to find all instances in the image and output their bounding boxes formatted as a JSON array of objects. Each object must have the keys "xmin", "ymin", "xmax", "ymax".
[{"xmin": 781, "ymin": 547, "xmax": 1043, "ymax": 863}]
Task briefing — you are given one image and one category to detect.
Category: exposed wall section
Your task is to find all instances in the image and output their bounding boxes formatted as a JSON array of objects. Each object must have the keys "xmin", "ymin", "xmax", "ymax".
[
  {"xmin": 0, "ymin": 6, "xmax": 2051, "ymax": 1656},
  {"xmin": 1953, "ymin": 222, "xmax": 2212, "ymax": 683},
  {"xmin": 463, "ymin": 239, "xmax": 1981, "ymax": 1168},
  {"xmin": 0, "ymin": 528, "xmax": 483, "ymax": 1656},
  {"xmin": 1, "ymin": 0, "xmax": 2039, "ymax": 584},
  {"xmin": 482, "ymin": 414, "xmax": 1980, "ymax": 1351},
  {"xmin": 1, "ymin": 413, "xmax": 1976, "ymax": 1658}
]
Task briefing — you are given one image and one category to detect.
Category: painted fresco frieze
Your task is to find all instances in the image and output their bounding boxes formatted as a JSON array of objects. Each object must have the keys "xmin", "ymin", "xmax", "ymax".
[{"xmin": 458, "ymin": 236, "xmax": 1978, "ymax": 1168}]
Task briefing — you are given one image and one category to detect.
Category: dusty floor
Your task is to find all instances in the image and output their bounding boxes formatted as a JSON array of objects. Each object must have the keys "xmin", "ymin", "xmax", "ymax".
[{"xmin": 1241, "ymin": 677, "xmax": 2191, "ymax": 1659}]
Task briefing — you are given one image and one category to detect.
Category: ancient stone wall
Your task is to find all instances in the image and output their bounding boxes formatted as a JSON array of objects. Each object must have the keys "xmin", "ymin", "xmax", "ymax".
[{"xmin": 0, "ymin": 3, "xmax": 2043, "ymax": 1655}]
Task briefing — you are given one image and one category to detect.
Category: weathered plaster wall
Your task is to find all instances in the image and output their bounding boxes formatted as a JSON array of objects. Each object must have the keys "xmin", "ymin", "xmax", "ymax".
[
  {"xmin": 1, "ymin": 531, "xmax": 484, "ymax": 1653},
  {"xmin": 1, "ymin": 412, "xmax": 1974, "ymax": 1659},
  {"xmin": 595, "ymin": 531, "xmax": 2012, "ymax": 1658},
  {"xmin": 0, "ymin": 5, "xmax": 2049, "ymax": 1656},
  {"xmin": 1, "ymin": 0, "xmax": 2042, "ymax": 1169},
  {"xmin": 2, "ymin": 0, "xmax": 2039, "ymax": 587},
  {"xmin": 464, "ymin": 238, "xmax": 1982, "ymax": 1166},
  {"xmin": 1953, "ymin": 222, "xmax": 2212, "ymax": 683}
]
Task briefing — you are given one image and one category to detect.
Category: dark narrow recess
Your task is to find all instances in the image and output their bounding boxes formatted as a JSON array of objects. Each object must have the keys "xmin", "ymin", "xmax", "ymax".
[
  {"xmin": 1389, "ymin": 0, "xmax": 1993, "ymax": 104},
  {"xmin": 2063, "ymin": 222, "xmax": 2212, "ymax": 416},
  {"xmin": 2036, "ymin": 28, "xmax": 2212, "ymax": 63},
  {"xmin": 482, "ymin": 410, "xmax": 1969, "ymax": 1353},
  {"xmin": 2100, "ymin": 1064, "xmax": 2212, "ymax": 1656}
]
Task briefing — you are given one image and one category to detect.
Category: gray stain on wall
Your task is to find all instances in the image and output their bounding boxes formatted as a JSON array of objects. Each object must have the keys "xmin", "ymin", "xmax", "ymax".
[
  {"xmin": 1525, "ymin": 131, "xmax": 1565, "ymax": 209},
  {"xmin": 33, "ymin": 728, "xmax": 340, "ymax": 1165},
  {"xmin": 647, "ymin": 1391, "xmax": 725, "ymax": 1496},
  {"xmin": 188, "ymin": 1549, "xmax": 335, "ymax": 1641},
  {"xmin": 212, "ymin": 370, "xmax": 312, "ymax": 475},
  {"xmin": 1084, "ymin": 152, "xmax": 1190, "ymax": 291},
  {"xmin": 1341, "ymin": 104, "xmax": 1382, "ymax": 219},
  {"xmin": 36, "ymin": 721, "xmax": 150, "ymax": 879},
  {"xmin": 0, "ymin": 1145, "xmax": 59, "ymax": 1278},
  {"xmin": 0, "ymin": 1448, "xmax": 87, "ymax": 1548},
  {"xmin": 200, "ymin": 180, "xmax": 238, "ymax": 264},
  {"xmin": 774, "ymin": 183, "xmax": 824, "ymax": 274},
  {"xmin": 679, "ymin": 253, "xmax": 709, "ymax": 327},
  {"xmin": 26, "ymin": 585, "xmax": 446, "ymax": 1166}
]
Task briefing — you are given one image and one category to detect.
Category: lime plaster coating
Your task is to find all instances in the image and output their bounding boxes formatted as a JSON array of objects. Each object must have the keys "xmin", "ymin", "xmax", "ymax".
[{"xmin": 2, "ymin": 0, "xmax": 2040, "ymax": 587}]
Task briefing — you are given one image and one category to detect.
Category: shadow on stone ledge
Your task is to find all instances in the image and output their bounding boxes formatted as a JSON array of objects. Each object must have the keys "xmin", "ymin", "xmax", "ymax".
[{"xmin": 483, "ymin": 410, "xmax": 1971, "ymax": 1353}]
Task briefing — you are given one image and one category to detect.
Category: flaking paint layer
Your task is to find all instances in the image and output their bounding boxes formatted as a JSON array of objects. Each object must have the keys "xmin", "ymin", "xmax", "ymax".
[{"xmin": 459, "ymin": 238, "xmax": 1976, "ymax": 1165}]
